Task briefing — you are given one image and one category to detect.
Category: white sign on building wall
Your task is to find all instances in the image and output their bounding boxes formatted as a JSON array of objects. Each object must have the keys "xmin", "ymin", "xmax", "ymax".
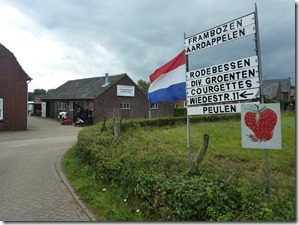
[
  {"xmin": 0, "ymin": 98, "xmax": 3, "ymax": 120},
  {"xmin": 117, "ymin": 85, "xmax": 135, "ymax": 97},
  {"xmin": 41, "ymin": 102, "xmax": 46, "ymax": 118}
]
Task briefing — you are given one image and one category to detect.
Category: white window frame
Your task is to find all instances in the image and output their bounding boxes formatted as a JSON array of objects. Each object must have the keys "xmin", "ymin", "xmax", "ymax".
[
  {"xmin": 0, "ymin": 98, "xmax": 3, "ymax": 120},
  {"xmin": 120, "ymin": 102, "xmax": 130, "ymax": 109},
  {"xmin": 58, "ymin": 101, "xmax": 67, "ymax": 110},
  {"xmin": 69, "ymin": 101, "xmax": 74, "ymax": 111},
  {"xmin": 151, "ymin": 103, "xmax": 158, "ymax": 109}
]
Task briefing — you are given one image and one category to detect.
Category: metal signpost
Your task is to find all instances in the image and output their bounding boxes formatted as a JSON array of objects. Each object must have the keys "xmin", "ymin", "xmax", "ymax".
[
  {"xmin": 184, "ymin": 8, "xmax": 258, "ymax": 168},
  {"xmin": 184, "ymin": 3, "xmax": 279, "ymax": 203}
]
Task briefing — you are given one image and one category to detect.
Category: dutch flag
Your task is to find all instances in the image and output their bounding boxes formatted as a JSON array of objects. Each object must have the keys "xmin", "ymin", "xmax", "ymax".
[{"xmin": 147, "ymin": 50, "xmax": 186, "ymax": 105}]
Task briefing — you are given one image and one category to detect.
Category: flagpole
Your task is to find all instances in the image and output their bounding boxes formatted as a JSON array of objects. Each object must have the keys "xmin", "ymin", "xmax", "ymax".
[{"xmin": 184, "ymin": 33, "xmax": 191, "ymax": 168}]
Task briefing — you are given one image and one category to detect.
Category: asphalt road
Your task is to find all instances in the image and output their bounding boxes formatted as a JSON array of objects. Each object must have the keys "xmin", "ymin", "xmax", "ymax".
[{"xmin": 0, "ymin": 116, "xmax": 91, "ymax": 221}]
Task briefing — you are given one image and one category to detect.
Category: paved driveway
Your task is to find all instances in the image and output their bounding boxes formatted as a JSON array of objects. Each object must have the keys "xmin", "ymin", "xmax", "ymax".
[{"xmin": 0, "ymin": 116, "xmax": 91, "ymax": 221}]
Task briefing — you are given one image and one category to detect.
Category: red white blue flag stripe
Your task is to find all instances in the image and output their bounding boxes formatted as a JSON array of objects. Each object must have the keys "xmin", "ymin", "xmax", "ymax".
[{"xmin": 148, "ymin": 50, "xmax": 186, "ymax": 105}]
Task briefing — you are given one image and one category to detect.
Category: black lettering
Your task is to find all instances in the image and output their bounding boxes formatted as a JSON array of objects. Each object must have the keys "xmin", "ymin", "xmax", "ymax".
[
  {"xmin": 217, "ymin": 75, "xmax": 224, "ymax": 83},
  {"xmin": 186, "ymin": 47, "xmax": 191, "ymax": 54},
  {"xmin": 203, "ymin": 106, "xmax": 208, "ymax": 113},
  {"xmin": 224, "ymin": 63, "xmax": 229, "ymax": 71},
  {"xmin": 220, "ymin": 83, "xmax": 225, "ymax": 91},
  {"xmin": 230, "ymin": 62, "xmax": 236, "ymax": 70},
  {"xmin": 223, "ymin": 24, "xmax": 228, "ymax": 32},
  {"xmin": 213, "ymin": 95, "xmax": 218, "ymax": 102},
  {"xmin": 216, "ymin": 27, "xmax": 222, "ymax": 35},
  {"xmin": 210, "ymin": 29, "xmax": 215, "ymax": 37},
  {"xmin": 245, "ymin": 79, "xmax": 252, "ymax": 88},
  {"xmin": 237, "ymin": 60, "xmax": 243, "ymax": 68},
  {"xmin": 234, "ymin": 71, "xmax": 241, "ymax": 79},
  {"xmin": 206, "ymin": 68, "xmax": 211, "ymax": 75},
  {"xmin": 190, "ymin": 72, "xmax": 194, "ymax": 79},
  {"xmin": 232, "ymin": 30, "xmax": 237, "ymax": 39},
  {"xmin": 229, "ymin": 21, "xmax": 235, "ymax": 30},
  {"xmin": 218, "ymin": 65, "xmax": 223, "ymax": 73},
  {"xmin": 239, "ymin": 28, "xmax": 245, "ymax": 37},
  {"xmin": 222, "ymin": 34, "xmax": 227, "ymax": 42},
  {"xmin": 230, "ymin": 105, "xmax": 237, "ymax": 113},
  {"xmin": 223, "ymin": 74, "xmax": 230, "ymax": 82},
  {"xmin": 205, "ymin": 77, "xmax": 210, "ymax": 84},
  {"xmin": 236, "ymin": 19, "xmax": 243, "ymax": 28},
  {"xmin": 238, "ymin": 80, "xmax": 244, "ymax": 89},
  {"xmin": 211, "ymin": 37, "xmax": 217, "ymax": 45},
  {"xmin": 224, "ymin": 93, "xmax": 230, "ymax": 101},
  {"xmin": 248, "ymin": 68, "xmax": 255, "ymax": 77},
  {"xmin": 244, "ymin": 58, "xmax": 250, "ymax": 67},
  {"xmin": 241, "ymin": 70, "xmax": 247, "ymax": 78},
  {"xmin": 212, "ymin": 66, "xmax": 217, "ymax": 74},
  {"xmin": 197, "ymin": 35, "xmax": 203, "ymax": 41},
  {"xmin": 217, "ymin": 36, "xmax": 221, "ymax": 43},
  {"xmin": 190, "ymin": 97, "xmax": 197, "ymax": 105},
  {"xmin": 206, "ymin": 40, "xmax": 211, "ymax": 47},
  {"xmin": 231, "ymin": 82, "xmax": 237, "ymax": 89},
  {"xmin": 203, "ymin": 32, "xmax": 209, "ymax": 39}
]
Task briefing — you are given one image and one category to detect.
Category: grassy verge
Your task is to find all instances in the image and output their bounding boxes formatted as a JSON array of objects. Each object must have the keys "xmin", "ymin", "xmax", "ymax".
[
  {"xmin": 62, "ymin": 145, "xmax": 145, "ymax": 221},
  {"xmin": 62, "ymin": 112, "xmax": 295, "ymax": 221}
]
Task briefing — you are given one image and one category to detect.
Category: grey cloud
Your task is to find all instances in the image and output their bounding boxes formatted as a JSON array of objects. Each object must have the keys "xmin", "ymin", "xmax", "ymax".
[{"xmin": 2, "ymin": 0, "xmax": 295, "ymax": 88}]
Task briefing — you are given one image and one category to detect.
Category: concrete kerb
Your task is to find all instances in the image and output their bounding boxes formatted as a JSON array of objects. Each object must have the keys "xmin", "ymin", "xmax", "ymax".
[{"xmin": 56, "ymin": 158, "xmax": 97, "ymax": 221}]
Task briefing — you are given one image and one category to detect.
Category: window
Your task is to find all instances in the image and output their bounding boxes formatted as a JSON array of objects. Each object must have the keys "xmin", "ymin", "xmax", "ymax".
[
  {"xmin": 120, "ymin": 103, "xmax": 130, "ymax": 109},
  {"xmin": 151, "ymin": 103, "xmax": 158, "ymax": 109},
  {"xmin": 58, "ymin": 101, "xmax": 67, "ymax": 110},
  {"xmin": 0, "ymin": 98, "xmax": 3, "ymax": 120},
  {"xmin": 69, "ymin": 101, "xmax": 73, "ymax": 111}
]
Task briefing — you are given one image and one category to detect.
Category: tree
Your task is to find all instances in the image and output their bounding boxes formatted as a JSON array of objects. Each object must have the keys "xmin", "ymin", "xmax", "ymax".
[
  {"xmin": 28, "ymin": 88, "xmax": 55, "ymax": 101},
  {"xmin": 137, "ymin": 79, "xmax": 150, "ymax": 93}
]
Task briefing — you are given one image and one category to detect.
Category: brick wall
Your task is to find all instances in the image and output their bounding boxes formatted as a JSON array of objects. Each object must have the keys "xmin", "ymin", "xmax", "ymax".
[
  {"xmin": 0, "ymin": 44, "xmax": 30, "ymax": 131},
  {"xmin": 93, "ymin": 76, "xmax": 174, "ymax": 123}
]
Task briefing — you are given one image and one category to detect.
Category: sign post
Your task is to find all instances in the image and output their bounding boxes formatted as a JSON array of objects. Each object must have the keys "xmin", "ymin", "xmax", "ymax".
[
  {"xmin": 184, "ymin": 5, "xmax": 265, "ymax": 182},
  {"xmin": 254, "ymin": 3, "xmax": 271, "ymax": 203},
  {"xmin": 184, "ymin": 33, "xmax": 192, "ymax": 168}
]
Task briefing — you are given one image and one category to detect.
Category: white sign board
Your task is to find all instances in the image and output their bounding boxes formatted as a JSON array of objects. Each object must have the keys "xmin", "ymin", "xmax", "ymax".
[
  {"xmin": 0, "ymin": 98, "xmax": 3, "ymax": 120},
  {"xmin": 41, "ymin": 102, "xmax": 46, "ymax": 118},
  {"xmin": 187, "ymin": 88, "xmax": 260, "ymax": 105},
  {"xmin": 186, "ymin": 56, "xmax": 258, "ymax": 80},
  {"xmin": 186, "ymin": 56, "xmax": 260, "ymax": 110},
  {"xmin": 185, "ymin": 13, "xmax": 256, "ymax": 54},
  {"xmin": 187, "ymin": 75, "xmax": 260, "ymax": 96},
  {"xmin": 187, "ymin": 101, "xmax": 260, "ymax": 115},
  {"xmin": 241, "ymin": 103, "xmax": 281, "ymax": 149},
  {"xmin": 117, "ymin": 85, "xmax": 135, "ymax": 97}
]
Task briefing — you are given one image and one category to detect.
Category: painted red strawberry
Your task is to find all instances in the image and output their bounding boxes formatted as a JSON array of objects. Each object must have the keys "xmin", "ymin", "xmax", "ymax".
[{"xmin": 244, "ymin": 105, "xmax": 277, "ymax": 142}]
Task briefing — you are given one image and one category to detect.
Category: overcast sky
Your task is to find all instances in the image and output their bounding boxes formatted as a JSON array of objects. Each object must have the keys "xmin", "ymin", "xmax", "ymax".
[{"xmin": 0, "ymin": 0, "xmax": 295, "ymax": 92}]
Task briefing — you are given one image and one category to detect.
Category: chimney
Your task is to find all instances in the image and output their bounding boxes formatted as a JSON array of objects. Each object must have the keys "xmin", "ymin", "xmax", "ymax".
[
  {"xmin": 105, "ymin": 73, "xmax": 109, "ymax": 84},
  {"xmin": 102, "ymin": 73, "xmax": 110, "ymax": 87}
]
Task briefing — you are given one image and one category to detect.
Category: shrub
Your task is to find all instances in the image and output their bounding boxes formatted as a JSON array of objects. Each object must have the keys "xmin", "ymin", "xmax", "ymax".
[{"xmin": 73, "ymin": 114, "xmax": 294, "ymax": 221}]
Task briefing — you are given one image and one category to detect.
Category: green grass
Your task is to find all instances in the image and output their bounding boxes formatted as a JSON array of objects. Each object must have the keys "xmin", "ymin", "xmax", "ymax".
[
  {"xmin": 62, "ymin": 112, "xmax": 295, "ymax": 221},
  {"xmin": 62, "ymin": 146, "xmax": 145, "ymax": 221}
]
